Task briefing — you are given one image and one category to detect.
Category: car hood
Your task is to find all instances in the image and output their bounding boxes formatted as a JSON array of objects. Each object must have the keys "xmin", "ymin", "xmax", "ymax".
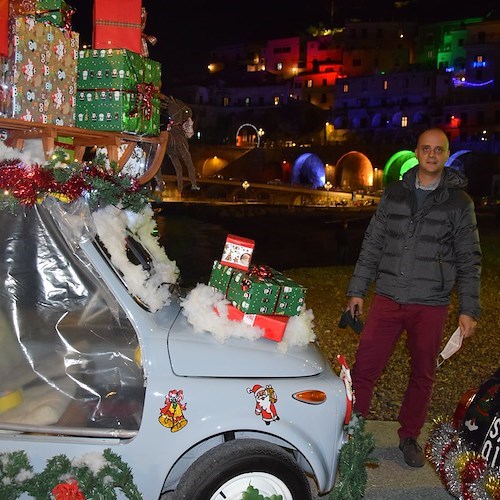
[{"xmin": 167, "ymin": 309, "xmax": 327, "ymax": 378}]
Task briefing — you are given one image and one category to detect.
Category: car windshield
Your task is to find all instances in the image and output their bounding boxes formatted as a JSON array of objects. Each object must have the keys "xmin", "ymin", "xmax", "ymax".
[{"xmin": 0, "ymin": 203, "xmax": 144, "ymax": 436}]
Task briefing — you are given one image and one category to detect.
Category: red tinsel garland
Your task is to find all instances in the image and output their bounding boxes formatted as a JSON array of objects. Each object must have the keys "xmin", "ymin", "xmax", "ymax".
[{"xmin": 0, "ymin": 157, "xmax": 141, "ymax": 207}]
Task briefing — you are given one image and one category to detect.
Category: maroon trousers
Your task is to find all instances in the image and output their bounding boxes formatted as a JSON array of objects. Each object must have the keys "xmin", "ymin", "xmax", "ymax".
[{"xmin": 351, "ymin": 294, "xmax": 448, "ymax": 440}]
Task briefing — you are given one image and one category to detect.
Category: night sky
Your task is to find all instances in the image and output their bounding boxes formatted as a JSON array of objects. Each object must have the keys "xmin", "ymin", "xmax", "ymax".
[{"xmin": 71, "ymin": 0, "xmax": 496, "ymax": 89}]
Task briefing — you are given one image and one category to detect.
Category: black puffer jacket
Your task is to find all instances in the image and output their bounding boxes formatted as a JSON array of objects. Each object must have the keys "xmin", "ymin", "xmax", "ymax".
[{"xmin": 347, "ymin": 166, "xmax": 481, "ymax": 319}]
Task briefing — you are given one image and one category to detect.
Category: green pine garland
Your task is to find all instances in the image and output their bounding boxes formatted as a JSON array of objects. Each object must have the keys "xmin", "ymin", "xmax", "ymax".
[
  {"xmin": 0, "ymin": 448, "xmax": 142, "ymax": 499},
  {"xmin": 329, "ymin": 414, "xmax": 377, "ymax": 500}
]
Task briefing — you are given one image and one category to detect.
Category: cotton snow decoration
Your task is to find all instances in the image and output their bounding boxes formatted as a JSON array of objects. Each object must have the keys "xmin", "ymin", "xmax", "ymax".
[
  {"xmin": 92, "ymin": 205, "xmax": 179, "ymax": 313},
  {"xmin": 181, "ymin": 283, "xmax": 316, "ymax": 351}
]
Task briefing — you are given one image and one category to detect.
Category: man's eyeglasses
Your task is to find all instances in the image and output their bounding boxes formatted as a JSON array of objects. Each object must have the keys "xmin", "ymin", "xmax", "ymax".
[{"xmin": 420, "ymin": 145, "xmax": 447, "ymax": 155}]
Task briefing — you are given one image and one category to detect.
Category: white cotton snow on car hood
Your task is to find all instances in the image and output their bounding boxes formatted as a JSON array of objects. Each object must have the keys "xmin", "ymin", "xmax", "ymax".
[{"xmin": 167, "ymin": 311, "xmax": 327, "ymax": 378}]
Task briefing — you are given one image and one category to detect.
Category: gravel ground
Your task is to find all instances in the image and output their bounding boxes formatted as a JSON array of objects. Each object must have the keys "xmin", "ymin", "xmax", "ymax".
[{"xmin": 285, "ymin": 211, "xmax": 499, "ymax": 423}]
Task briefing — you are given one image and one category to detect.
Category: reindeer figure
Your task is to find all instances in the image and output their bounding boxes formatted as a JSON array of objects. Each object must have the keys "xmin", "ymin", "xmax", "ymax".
[{"xmin": 162, "ymin": 96, "xmax": 199, "ymax": 193}]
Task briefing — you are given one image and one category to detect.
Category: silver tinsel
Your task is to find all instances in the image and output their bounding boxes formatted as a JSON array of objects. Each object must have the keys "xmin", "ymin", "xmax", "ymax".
[{"xmin": 426, "ymin": 418, "xmax": 500, "ymax": 500}]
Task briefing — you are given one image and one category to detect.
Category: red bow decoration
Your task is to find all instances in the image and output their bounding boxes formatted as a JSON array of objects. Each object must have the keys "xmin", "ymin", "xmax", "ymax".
[
  {"xmin": 131, "ymin": 82, "xmax": 158, "ymax": 121},
  {"xmin": 141, "ymin": 7, "xmax": 157, "ymax": 57},
  {"xmin": 241, "ymin": 265, "xmax": 274, "ymax": 290}
]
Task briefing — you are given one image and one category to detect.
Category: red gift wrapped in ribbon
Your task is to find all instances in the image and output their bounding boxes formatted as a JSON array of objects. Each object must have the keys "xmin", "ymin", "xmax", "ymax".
[{"xmin": 93, "ymin": 0, "xmax": 142, "ymax": 54}]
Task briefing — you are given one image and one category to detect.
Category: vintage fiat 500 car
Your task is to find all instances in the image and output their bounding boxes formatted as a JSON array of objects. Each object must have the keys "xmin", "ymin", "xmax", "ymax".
[{"xmin": 0, "ymin": 195, "xmax": 349, "ymax": 499}]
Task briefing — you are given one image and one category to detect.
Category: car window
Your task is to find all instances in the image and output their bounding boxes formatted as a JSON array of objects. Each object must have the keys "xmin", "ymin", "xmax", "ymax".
[{"xmin": 0, "ymin": 205, "xmax": 145, "ymax": 434}]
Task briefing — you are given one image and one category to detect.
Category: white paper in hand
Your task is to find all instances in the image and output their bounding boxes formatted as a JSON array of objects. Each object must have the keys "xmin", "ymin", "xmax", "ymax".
[{"xmin": 438, "ymin": 327, "xmax": 463, "ymax": 367}]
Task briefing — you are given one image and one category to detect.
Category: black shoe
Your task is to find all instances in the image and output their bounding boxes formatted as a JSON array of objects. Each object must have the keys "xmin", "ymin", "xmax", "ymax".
[{"xmin": 399, "ymin": 437, "xmax": 425, "ymax": 467}]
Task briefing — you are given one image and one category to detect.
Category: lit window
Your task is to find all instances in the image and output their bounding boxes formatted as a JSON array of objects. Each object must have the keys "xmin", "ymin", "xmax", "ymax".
[
  {"xmin": 273, "ymin": 96, "xmax": 280, "ymax": 105},
  {"xmin": 401, "ymin": 116, "xmax": 408, "ymax": 127},
  {"xmin": 307, "ymin": 79, "xmax": 313, "ymax": 88},
  {"xmin": 383, "ymin": 80, "xmax": 389, "ymax": 90},
  {"xmin": 276, "ymin": 62, "xmax": 283, "ymax": 70},
  {"xmin": 343, "ymin": 83, "xmax": 349, "ymax": 93},
  {"xmin": 244, "ymin": 97, "xmax": 251, "ymax": 106},
  {"xmin": 223, "ymin": 96, "xmax": 230, "ymax": 107},
  {"xmin": 473, "ymin": 55, "xmax": 486, "ymax": 68}
]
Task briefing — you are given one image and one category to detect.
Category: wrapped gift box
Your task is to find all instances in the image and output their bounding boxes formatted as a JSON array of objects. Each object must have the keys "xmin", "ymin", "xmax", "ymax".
[
  {"xmin": 9, "ymin": 0, "xmax": 74, "ymax": 28},
  {"xmin": 77, "ymin": 48, "xmax": 161, "ymax": 91},
  {"xmin": 35, "ymin": 0, "xmax": 73, "ymax": 28},
  {"xmin": 93, "ymin": 0, "xmax": 142, "ymax": 55},
  {"xmin": 220, "ymin": 234, "xmax": 255, "ymax": 271},
  {"xmin": 75, "ymin": 88, "xmax": 160, "ymax": 134},
  {"xmin": 226, "ymin": 265, "xmax": 306, "ymax": 316},
  {"xmin": 2, "ymin": 16, "xmax": 78, "ymax": 124},
  {"xmin": 209, "ymin": 260, "xmax": 238, "ymax": 295},
  {"xmin": 1, "ymin": 0, "xmax": 8, "ymax": 56},
  {"xmin": 217, "ymin": 304, "xmax": 289, "ymax": 342}
]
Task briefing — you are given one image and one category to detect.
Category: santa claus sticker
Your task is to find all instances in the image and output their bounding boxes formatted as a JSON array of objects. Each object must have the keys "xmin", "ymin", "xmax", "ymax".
[{"xmin": 247, "ymin": 384, "xmax": 279, "ymax": 425}]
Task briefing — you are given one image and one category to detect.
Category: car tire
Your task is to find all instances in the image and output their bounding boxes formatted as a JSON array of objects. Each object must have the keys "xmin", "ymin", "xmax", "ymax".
[{"xmin": 174, "ymin": 438, "xmax": 312, "ymax": 500}]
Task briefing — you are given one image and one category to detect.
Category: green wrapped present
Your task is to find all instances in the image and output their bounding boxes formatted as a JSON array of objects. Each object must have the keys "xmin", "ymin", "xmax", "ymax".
[
  {"xmin": 77, "ymin": 49, "xmax": 162, "ymax": 91},
  {"xmin": 35, "ymin": 0, "xmax": 74, "ymax": 28},
  {"xmin": 226, "ymin": 265, "xmax": 306, "ymax": 316},
  {"xmin": 209, "ymin": 260, "xmax": 239, "ymax": 294},
  {"xmin": 75, "ymin": 89, "xmax": 160, "ymax": 135}
]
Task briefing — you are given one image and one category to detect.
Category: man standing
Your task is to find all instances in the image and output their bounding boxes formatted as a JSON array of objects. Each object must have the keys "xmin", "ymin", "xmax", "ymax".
[{"xmin": 345, "ymin": 128, "xmax": 481, "ymax": 467}]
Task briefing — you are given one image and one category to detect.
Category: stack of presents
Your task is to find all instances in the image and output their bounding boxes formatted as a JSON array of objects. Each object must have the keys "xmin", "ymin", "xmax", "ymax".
[
  {"xmin": 0, "ymin": 0, "xmax": 161, "ymax": 134},
  {"xmin": 210, "ymin": 234, "xmax": 307, "ymax": 342}
]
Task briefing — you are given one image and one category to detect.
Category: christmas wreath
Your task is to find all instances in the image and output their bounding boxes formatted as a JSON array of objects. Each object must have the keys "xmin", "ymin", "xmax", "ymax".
[{"xmin": 0, "ymin": 448, "xmax": 142, "ymax": 499}]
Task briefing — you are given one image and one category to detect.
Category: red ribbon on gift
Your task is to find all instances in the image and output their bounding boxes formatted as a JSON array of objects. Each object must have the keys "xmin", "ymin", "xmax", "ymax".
[
  {"xmin": 241, "ymin": 265, "xmax": 274, "ymax": 290},
  {"xmin": 130, "ymin": 82, "xmax": 158, "ymax": 120},
  {"xmin": 140, "ymin": 7, "xmax": 157, "ymax": 57},
  {"xmin": 95, "ymin": 19, "xmax": 141, "ymax": 29}
]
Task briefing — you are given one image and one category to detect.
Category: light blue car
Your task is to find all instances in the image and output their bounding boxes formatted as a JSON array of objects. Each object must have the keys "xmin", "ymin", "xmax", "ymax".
[{"xmin": 0, "ymin": 198, "xmax": 349, "ymax": 499}]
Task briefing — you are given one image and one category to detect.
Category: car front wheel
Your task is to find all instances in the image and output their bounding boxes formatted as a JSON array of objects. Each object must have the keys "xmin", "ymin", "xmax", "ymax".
[{"xmin": 174, "ymin": 438, "xmax": 312, "ymax": 500}]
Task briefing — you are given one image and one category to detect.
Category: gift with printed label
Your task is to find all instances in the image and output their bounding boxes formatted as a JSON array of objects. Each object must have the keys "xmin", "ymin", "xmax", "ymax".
[
  {"xmin": 93, "ymin": 0, "xmax": 142, "ymax": 55},
  {"xmin": 219, "ymin": 303, "xmax": 289, "ymax": 342},
  {"xmin": 226, "ymin": 265, "xmax": 306, "ymax": 316},
  {"xmin": 2, "ymin": 16, "xmax": 78, "ymax": 124},
  {"xmin": 220, "ymin": 234, "xmax": 255, "ymax": 271}
]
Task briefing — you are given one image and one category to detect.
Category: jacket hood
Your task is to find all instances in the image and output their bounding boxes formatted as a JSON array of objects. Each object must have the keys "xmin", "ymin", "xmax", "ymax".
[{"xmin": 402, "ymin": 166, "xmax": 468, "ymax": 190}]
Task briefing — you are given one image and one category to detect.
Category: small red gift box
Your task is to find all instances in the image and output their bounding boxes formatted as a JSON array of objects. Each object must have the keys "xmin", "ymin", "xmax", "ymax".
[
  {"xmin": 93, "ymin": 0, "xmax": 142, "ymax": 54},
  {"xmin": 220, "ymin": 234, "xmax": 255, "ymax": 271},
  {"xmin": 218, "ymin": 304, "xmax": 289, "ymax": 342},
  {"xmin": 0, "ymin": 0, "xmax": 8, "ymax": 56}
]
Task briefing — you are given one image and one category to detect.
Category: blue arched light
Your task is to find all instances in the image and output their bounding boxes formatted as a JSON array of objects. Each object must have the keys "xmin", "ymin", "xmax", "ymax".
[{"xmin": 291, "ymin": 153, "xmax": 325, "ymax": 189}]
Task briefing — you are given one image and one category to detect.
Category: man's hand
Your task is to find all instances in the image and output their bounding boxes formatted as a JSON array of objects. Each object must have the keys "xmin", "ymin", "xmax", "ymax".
[
  {"xmin": 459, "ymin": 314, "xmax": 477, "ymax": 338},
  {"xmin": 347, "ymin": 297, "xmax": 364, "ymax": 318}
]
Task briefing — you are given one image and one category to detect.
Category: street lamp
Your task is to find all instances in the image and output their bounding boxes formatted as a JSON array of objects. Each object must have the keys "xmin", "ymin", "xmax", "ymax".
[
  {"xmin": 324, "ymin": 181, "xmax": 332, "ymax": 205},
  {"xmin": 257, "ymin": 128, "xmax": 265, "ymax": 147},
  {"xmin": 242, "ymin": 180, "xmax": 250, "ymax": 203}
]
